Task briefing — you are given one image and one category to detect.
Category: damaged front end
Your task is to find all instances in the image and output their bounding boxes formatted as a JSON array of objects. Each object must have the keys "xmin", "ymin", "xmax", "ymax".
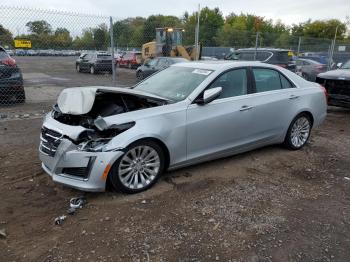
[{"xmin": 39, "ymin": 87, "xmax": 167, "ymax": 191}]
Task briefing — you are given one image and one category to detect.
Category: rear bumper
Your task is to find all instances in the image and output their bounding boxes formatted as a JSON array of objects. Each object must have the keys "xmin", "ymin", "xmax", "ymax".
[
  {"xmin": 0, "ymin": 80, "xmax": 24, "ymax": 99},
  {"xmin": 94, "ymin": 64, "xmax": 113, "ymax": 71},
  {"xmin": 328, "ymin": 94, "xmax": 350, "ymax": 108}
]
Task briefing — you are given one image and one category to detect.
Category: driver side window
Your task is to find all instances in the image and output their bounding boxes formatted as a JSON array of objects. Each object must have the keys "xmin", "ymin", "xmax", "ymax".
[{"xmin": 208, "ymin": 69, "xmax": 248, "ymax": 99}]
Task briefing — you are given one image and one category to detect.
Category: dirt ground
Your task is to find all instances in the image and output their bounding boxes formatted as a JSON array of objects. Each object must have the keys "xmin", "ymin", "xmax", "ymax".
[
  {"xmin": 0, "ymin": 105, "xmax": 349, "ymax": 262},
  {"xmin": 1, "ymin": 57, "xmax": 350, "ymax": 261}
]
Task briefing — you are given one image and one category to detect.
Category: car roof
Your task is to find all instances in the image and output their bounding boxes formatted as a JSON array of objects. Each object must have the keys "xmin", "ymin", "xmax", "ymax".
[
  {"xmin": 296, "ymin": 58, "xmax": 321, "ymax": 64},
  {"xmin": 172, "ymin": 61, "xmax": 276, "ymax": 71}
]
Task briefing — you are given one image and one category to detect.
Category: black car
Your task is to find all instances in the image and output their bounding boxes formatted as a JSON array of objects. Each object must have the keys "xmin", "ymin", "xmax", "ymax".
[
  {"xmin": 0, "ymin": 46, "xmax": 25, "ymax": 104},
  {"xmin": 225, "ymin": 48, "xmax": 295, "ymax": 71},
  {"xmin": 136, "ymin": 57, "xmax": 188, "ymax": 80},
  {"xmin": 76, "ymin": 52, "xmax": 113, "ymax": 74},
  {"xmin": 316, "ymin": 60, "xmax": 350, "ymax": 108}
]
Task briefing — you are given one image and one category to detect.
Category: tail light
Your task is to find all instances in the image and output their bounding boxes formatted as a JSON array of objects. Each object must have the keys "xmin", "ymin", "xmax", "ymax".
[
  {"xmin": 1, "ymin": 57, "xmax": 16, "ymax": 67},
  {"xmin": 319, "ymin": 84, "xmax": 328, "ymax": 104}
]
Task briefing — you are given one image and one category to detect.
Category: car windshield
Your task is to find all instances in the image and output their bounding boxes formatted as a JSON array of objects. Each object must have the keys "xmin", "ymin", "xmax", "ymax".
[
  {"xmin": 134, "ymin": 66, "xmax": 213, "ymax": 102},
  {"xmin": 341, "ymin": 60, "xmax": 350, "ymax": 69}
]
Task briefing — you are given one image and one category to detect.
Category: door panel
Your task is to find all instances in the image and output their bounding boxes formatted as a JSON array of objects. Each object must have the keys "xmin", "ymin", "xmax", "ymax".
[{"xmin": 186, "ymin": 96, "xmax": 255, "ymax": 161}]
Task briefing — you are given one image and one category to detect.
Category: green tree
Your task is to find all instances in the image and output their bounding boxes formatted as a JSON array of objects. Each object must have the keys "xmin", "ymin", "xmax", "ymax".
[
  {"xmin": 93, "ymin": 24, "xmax": 109, "ymax": 50},
  {"xmin": 26, "ymin": 20, "xmax": 52, "ymax": 35},
  {"xmin": 53, "ymin": 28, "xmax": 72, "ymax": 49},
  {"xmin": 0, "ymin": 24, "xmax": 13, "ymax": 47}
]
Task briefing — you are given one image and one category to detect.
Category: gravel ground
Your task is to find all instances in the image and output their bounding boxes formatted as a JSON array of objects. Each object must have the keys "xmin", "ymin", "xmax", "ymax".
[{"xmin": 0, "ymin": 107, "xmax": 349, "ymax": 261}]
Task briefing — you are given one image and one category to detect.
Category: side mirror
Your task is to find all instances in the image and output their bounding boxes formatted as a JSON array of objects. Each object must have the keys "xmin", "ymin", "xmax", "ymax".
[
  {"xmin": 196, "ymin": 87, "xmax": 222, "ymax": 105},
  {"xmin": 337, "ymin": 62, "xmax": 342, "ymax": 68}
]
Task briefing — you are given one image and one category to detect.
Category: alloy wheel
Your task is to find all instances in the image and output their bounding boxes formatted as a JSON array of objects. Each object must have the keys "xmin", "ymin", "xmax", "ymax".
[
  {"xmin": 290, "ymin": 116, "xmax": 310, "ymax": 148},
  {"xmin": 118, "ymin": 145, "xmax": 161, "ymax": 190}
]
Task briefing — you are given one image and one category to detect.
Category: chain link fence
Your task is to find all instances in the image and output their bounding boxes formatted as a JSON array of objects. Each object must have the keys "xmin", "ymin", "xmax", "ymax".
[{"xmin": 1, "ymin": 6, "xmax": 349, "ymax": 106}]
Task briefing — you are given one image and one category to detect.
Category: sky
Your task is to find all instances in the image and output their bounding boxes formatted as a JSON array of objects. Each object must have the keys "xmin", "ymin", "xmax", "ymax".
[{"xmin": 1, "ymin": 0, "xmax": 349, "ymax": 25}]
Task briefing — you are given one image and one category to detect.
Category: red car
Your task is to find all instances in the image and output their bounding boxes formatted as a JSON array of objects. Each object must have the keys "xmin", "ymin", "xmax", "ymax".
[{"xmin": 118, "ymin": 52, "xmax": 142, "ymax": 69}]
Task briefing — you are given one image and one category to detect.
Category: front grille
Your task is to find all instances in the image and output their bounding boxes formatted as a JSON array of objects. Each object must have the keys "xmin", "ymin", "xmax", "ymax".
[{"xmin": 40, "ymin": 126, "xmax": 63, "ymax": 157}]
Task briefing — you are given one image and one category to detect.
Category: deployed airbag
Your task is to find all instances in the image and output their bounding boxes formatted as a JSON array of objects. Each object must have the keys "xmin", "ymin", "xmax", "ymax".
[{"xmin": 57, "ymin": 88, "xmax": 97, "ymax": 115}]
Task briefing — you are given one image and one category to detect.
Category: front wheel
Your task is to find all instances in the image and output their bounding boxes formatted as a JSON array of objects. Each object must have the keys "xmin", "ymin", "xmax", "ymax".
[
  {"xmin": 109, "ymin": 140, "xmax": 165, "ymax": 194},
  {"xmin": 284, "ymin": 114, "xmax": 312, "ymax": 150}
]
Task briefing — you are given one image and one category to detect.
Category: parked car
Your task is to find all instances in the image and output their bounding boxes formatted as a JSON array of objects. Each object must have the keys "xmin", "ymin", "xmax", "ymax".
[
  {"xmin": 5, "ymin": 49, "xmax": 14, "ymax": 56},
  {"xmin": 118, "ymin": 51, "xmax": 142, "ymax": 69},
  {"xmin": 296, "ymin": 58, "xmax": 327, "ymax": 82},
  {"xmin": 316, "ymin": 60, "xmax": 350, "ymax": 108},
  {"xmin": 76, "ymin": 52, "xmax": 113, "ymax": 74},
  {"xmin": 15, "ymin": 49, "xmax": 26, "ymax": 56},
  {"xmin": 0, "ymin": 46, "xmax": 25, "ymax": 103},
  {"xmin": 27, "ymin": 49, "xmax": 38, "ymax": 56},
  {"xmin": 39, "ymin": 61, "xmax": 327, "ymax": 193},
  {"xmin": 136, "ymin": 57, "xmax": 188, "ymax": 80},
  {"xmin": 225, "ymin": 48, "xmax": 295, "ymax": 71}
]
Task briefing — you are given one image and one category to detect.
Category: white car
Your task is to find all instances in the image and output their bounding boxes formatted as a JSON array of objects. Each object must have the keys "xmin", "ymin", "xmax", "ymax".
[{"xmin": 39, "ymin": 61, "xmax": 327, "ymax": 193}]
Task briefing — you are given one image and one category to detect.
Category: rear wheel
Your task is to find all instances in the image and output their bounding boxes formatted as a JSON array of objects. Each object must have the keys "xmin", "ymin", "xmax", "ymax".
[
  {"xmin": 284, "ymin": 114, "xmax": 312, "ymax": 150},
  {"xmin": 16, "ymin": 91, "xmax": 26, "ymax": 103},
  {"xmin": 109, "ymin": 140, "xmax": 165, "ymax": 194}
]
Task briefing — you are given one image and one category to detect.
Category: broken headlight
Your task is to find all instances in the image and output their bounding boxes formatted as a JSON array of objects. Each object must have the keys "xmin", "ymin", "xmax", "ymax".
[
  {"xmin": 77, "ymin": 121, "xmax": 135, "ymax": 152},
  {"xmin": 78, "ymin": 138, "xmax": 112, "ymax": 152}
]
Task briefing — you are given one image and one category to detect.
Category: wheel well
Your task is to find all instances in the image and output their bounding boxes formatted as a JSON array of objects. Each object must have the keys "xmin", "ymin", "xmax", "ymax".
[
  {"xmin": 128, "ymin": 137, "xmax": 171, "ymax": 170},
  {"xmin": 298, "ymin": 111, "xmax": 314, "ymax": 127}
]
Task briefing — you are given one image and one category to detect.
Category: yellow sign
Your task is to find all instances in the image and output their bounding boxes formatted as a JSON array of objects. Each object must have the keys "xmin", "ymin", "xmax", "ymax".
[{"xmin": 14, "ymin": 39, "xmax": 32, "ymax": 48}]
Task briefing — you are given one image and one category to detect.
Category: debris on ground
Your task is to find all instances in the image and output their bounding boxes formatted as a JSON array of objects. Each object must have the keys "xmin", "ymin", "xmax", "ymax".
[
  {"xmin": 54, "ymin": 215, "xmax": 67, "ymax": 225},
  {"xmin": 0, "ymin": 228, "xmax": 7, "ymax": 239},
  {"xmin": 344, "ymin": 177, "xmax": 350, "ymax": 181},
  {"xmin": 69, "ymin": 197, "xmax": 87, "ymax": 209}
]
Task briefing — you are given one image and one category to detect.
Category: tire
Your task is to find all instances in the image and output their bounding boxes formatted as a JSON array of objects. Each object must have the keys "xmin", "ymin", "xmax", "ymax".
[
  {"xmin": 284, "ymin": 114, "xmax": 312, "ymax": 150},
  {"xmin": 109, "ymin": 140, "xmax": 165, "ymax": 194},
  {"xmin": 136, "ymin": 71, "xmax": 143, "ymax": 80},
  {"xmin": 90, "ymin": 65, "xmax": 95, "ymax": 74},
  {"xmin": 16, "ymin": 91, "xmax": 26, "ymax": 103},
  {"xmin": 76, "ymin": 64, "xmax": 81, "ymax": 72}
]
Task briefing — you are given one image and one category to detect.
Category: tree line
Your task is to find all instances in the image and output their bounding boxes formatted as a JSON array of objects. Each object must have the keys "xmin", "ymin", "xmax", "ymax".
[{"xmin": 0, "ymin": 7, "xmax": 349, "ymax": 50}]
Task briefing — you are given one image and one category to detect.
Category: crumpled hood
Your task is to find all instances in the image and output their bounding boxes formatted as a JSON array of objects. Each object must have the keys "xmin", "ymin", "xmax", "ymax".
[
  {"xmin": 57, "ymin": 86, "xmax": 167, "ymax": 115},
  {"xmin": 318, "ymin": 69, "xmax": 350, "ymax": 80}
]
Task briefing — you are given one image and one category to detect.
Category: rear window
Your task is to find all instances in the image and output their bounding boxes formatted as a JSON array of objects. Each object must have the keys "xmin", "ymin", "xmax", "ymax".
[
  {"xmin": 97, "ymin": 54, "xmax": 111, "ymax": 59},
  {"xmin": 273, "ymin": 51, "xmax": 289, "ymax": 63}
]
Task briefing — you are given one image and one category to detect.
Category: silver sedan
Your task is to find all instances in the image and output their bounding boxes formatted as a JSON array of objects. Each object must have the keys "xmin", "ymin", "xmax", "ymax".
[{"xmin": 39, "ymin": 61, "xmax": 327, "ymax": 193}]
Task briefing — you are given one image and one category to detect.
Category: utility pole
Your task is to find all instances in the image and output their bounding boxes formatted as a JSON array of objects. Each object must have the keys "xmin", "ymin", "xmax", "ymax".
[
  {"xmin": 254, "ymin": 32, "xmax": 259, "ymax": 61},
  {"xmin": 110, "ymin": 16, "xmax": 116, "ymax": 84},
  {"xmin": 195, "ymin": 4, "xmax": 200, "ymax": 60},
  {"xmin": 297, "ymin": 36, "xmax": 302, "ymax": 58}
]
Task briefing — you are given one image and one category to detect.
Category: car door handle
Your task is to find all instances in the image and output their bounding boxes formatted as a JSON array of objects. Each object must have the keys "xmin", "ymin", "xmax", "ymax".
[
  {"xmin": 240, "ymin": 105, "xmax": 254, "ymax": 111},
  {"xmin": 289, "ymin": 95, "xmax": 300, "ymax": 100}
]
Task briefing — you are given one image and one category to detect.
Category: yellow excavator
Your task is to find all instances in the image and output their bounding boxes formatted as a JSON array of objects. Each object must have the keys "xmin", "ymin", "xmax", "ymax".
[{"xmin": 141, "ymin": 27, "xmax": 201, "ymax": 61}]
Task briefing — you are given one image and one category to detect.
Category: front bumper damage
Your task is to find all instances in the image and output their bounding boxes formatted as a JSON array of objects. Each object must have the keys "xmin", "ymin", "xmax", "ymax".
[{"xmin": 39, "ymin": 129, "xmax": 123, "ymax": 192}]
